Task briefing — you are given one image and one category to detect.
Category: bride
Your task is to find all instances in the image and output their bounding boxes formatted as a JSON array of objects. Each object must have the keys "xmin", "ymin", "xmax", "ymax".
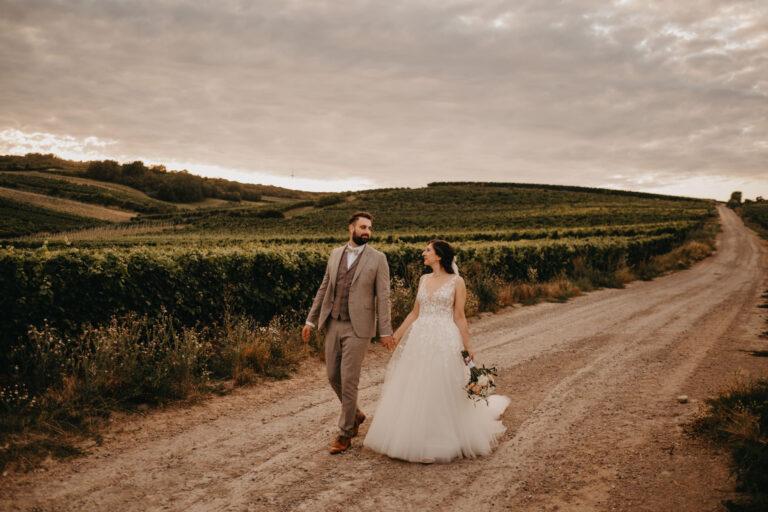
[{"xmin": 363, "ymin": 239, "xmax": 510, "ymax": 463}]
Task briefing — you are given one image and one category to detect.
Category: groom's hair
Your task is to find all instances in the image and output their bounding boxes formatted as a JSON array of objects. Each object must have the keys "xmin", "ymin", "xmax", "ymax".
[{"xmin": 348, "ymin": 211, "xmax": 373, "ymax": 225}]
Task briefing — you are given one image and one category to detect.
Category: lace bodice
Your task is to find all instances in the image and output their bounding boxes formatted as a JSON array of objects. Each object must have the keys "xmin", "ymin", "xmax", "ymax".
[
  {"xmin": 384, "ymin": 272, "xmax": 463, "ymax": 388},
  {"xmin": 417, "ymin": 274, "xmax": 458, "ymax": 318}
]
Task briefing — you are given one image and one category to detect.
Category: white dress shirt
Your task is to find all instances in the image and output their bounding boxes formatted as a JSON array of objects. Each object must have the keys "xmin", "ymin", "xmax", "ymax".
[{"xmin": 345, "ymin": 243, "xmax": 365, "ymax": 267}]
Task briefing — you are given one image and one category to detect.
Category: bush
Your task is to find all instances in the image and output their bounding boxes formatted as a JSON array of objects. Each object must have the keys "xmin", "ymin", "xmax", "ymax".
[
  {"xmin": 314, "ymin": 194, "xmax": 345, "ymax": 207},
  {"xmin": 741, "ymin": 202, "xmax": 768, "ymax": 237},
  {"xmin": 464, "ymin": 287, "xmax": 480, "ymax": 317},
  {"xmin": 389, "ymin": 276, "xmax": 416, "ymax": 329},
  {"xmin": 634, "ymin": 221, "xmax": 717, "ymax": 280},
  {"xmin": 0, "ymin": 233, "xmax": 700, "ymax": 370},
  {"xmin": 0, "ymin": 307, "xmax": 307, "ymax": 470},
  {"xmin": 208, "ymin": 313, "xmax": 305, "ymax": 382},
  {"xmin": 1, "ymin": 310, "xmax": 210, "ymax": 448},
  {"xmin": 689, "ymin": 377, "xmax": 768, "ymax": 512},
  {"xmin": 570, "ymin": 255, "xmax": 627, "ymax": 289},
  {"xmin": 465, "ymin": 263, "xmax": 503, "ymax": 313},
  {"xmin": 539, "ymin": 274, "xmax": 582, "ymax": 302},
  {"xmin": 14, "ymin": 310, "xmax": 209, "ymax": 406}
]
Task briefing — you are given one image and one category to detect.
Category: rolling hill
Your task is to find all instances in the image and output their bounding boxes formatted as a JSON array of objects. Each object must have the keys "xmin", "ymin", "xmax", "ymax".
[
  {"xmin": 0, "ymin": 195, "xmax": 108, "ymax": 238},
  {"xmin": 0, "ymin": 153, "xmax": 717, "ymax": 246},
  {"xmin": 0, "ymin": 154, "xmax": 319, "ymax": 238}
]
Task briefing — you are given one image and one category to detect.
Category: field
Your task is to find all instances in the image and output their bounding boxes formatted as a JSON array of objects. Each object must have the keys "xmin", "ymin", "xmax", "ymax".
[
  {"xmin": 0, "ymin": 158, "xmax": 724, "ymax": 479},
  {"xmin": 146, "ymin": 183, "xmax": 712, "ymax": 236},
  {"xmin": 0, "ymin": 196, "xmax": 108, "ymax": 238},
  {"xmin": 5, "ymin": 182, "xmax": 713, "ymax": 243},
  {"xmin": 0, "ymin": 160, "xmax": 718, "ymax": 353},
  {"xmin": 0, "ymin": 186, "xmax": 136, "ymax": 222},
  {"xmin": 0, "ymin": 179, "xmax": 717, "ymax": 364},
  {"xmin": 0, "ymin": 171, "xmax": 177, "ymax": 214}
]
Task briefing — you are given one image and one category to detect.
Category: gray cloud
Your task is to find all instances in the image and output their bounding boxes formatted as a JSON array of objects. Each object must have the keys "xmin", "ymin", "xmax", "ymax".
[{"xmin": 0, "ymin": 0, "xmax": 766, "ymax": 198}]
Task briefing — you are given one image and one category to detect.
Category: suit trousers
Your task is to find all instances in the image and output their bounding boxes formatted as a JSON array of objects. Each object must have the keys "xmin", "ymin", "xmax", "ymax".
[{"xmin": 325, "ymin": 318, "xmax": 369, "ymax": 437}]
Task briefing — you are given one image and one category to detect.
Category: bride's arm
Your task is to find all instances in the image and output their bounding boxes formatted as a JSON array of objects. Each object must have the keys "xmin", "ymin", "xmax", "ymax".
[
  {"xmin": 392, "ymin": 278, "xmax": 423, "ymax": 345},
  {"xmin": 392, "ymin": 302, "xmax": 419, "ymax": 345},
  {"xmin": 453, "ymin": 277, "xmax": 475, "ymax": 360}
]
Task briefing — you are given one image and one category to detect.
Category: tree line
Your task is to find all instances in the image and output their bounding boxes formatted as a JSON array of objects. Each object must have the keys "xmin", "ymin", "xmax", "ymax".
[
  {"xmin": 85, "ymin": 160, "xmax": 262, "ymax": 203},
  {"xmin": 0, "ymin": 153, "xmax": 317, "ymax": 204}
]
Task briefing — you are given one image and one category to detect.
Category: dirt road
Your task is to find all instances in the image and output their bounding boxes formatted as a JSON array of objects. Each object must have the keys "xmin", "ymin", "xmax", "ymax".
[{"xmin": 3, "ymin": 205, "xmax": 767, "ymax": 512}]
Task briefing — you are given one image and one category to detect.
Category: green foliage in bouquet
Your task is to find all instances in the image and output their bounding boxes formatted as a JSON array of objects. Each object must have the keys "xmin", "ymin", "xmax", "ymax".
[{"xmin": 461, "ymin": 350, "xmax": 499, "ymax": 403}]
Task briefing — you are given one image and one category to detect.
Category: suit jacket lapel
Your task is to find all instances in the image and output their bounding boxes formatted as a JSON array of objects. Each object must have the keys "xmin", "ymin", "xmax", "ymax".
[
  {"xmin": 351, "ymin": 245, "xmax": 371, "ymax": 285},
  {"xmin": 328, "ymin": 246, "xmax": 344, "ymax": 291}
]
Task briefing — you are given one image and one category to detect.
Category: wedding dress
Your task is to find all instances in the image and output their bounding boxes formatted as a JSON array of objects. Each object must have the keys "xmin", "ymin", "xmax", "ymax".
[{"xmin": 363, "ymin": 273, "xmax": 510, "ymax": 463}]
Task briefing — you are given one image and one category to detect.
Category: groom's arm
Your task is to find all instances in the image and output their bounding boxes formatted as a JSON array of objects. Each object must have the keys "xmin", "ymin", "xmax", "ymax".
[
  {"xmin": 306, "ymin": 257, "xmax": 331, "ymax": 327},
  {"xmin": 374, "ymin": 253, "xmax": 393, "ymax": 337}
]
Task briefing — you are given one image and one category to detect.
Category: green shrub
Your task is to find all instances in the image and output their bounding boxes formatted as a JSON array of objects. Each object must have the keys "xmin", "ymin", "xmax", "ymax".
[
  {"xmin": 208, "ymin": 313, "xmax": 305, "ymax": 382},
  {"xmin": 15, "ymin": 311, "xmax": 209, "ymax": 405},
  {"xmin": 742, "ymin": 202, "xmax": 768, "ymax": 235},
  {"xmin": 690, "ymin": 377, "xmax": 768, "ymax": 512},
  {"xmin": 0, "ymin": 307, "xmax": 307, "ymax": 470},
  {"xmin": 465, "ymin": 262, "xmax": 503, "ymax": 312},
  {"xmin": 0, "ymin": 233, "xmax": 697, "ymax": 369}
]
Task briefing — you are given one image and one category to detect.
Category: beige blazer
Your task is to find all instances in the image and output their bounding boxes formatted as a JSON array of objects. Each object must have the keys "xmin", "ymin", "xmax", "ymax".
[{"xmin": 306, "ymin": 244, "xmax": 393, "ymax": 339}]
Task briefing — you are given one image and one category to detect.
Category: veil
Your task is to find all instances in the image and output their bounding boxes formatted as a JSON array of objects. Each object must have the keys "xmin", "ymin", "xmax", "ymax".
[{"xmin": 451, "ymin": 258, "xmax": 460, "ymax": 275}]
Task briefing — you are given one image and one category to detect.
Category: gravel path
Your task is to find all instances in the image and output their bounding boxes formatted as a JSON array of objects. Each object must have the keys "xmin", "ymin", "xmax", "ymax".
[{"xmin": 3, "ymin": 205, "xmax": 767, "ymax": 512}]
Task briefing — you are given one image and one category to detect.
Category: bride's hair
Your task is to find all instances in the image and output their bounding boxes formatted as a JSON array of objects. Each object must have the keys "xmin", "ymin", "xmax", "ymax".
[{"xmin": 428, "ymin": 239, "xmax": 456, "ymax": 274}]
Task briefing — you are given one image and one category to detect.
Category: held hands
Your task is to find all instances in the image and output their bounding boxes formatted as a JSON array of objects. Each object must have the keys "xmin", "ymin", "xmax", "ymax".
[
  {"xmin": 303, "ymin": 325, "xmax": 399, "ymax": 350},
  {"xmin": 380, "ymin": 335, "xmax": 396, "ymax": 351}
]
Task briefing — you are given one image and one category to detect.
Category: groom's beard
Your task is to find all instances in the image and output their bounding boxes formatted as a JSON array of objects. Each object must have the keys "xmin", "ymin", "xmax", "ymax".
[{"xmin": 352, "ymin": 234, "xmax": 369, "ymax": 245}]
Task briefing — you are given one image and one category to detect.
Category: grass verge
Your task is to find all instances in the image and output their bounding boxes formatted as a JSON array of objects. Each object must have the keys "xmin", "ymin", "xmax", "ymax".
[
  {"xmin": 0, "ymin": 308, "xmax": 309, "ymax": 472},
  {"xmin": 688, "ymin": 374, "xmax": 768, "ymax": 512}
]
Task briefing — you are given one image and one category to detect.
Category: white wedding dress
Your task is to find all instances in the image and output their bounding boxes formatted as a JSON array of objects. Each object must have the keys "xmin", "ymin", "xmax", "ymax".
[{"xmin": 363, "ymin": 273, "xmax": 510, "ymax": 463}]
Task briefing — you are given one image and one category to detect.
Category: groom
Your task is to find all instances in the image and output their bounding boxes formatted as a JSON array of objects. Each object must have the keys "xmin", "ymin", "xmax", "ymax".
[{"xmin": 301, "ymin": 211, "xmax": 394, "ymax": 454}]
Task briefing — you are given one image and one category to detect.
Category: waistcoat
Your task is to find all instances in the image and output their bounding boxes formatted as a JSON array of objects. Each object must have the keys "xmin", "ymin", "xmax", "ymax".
[{"xmin": 331, "ymin": 248, "xmax": 364, "ymax": 321}]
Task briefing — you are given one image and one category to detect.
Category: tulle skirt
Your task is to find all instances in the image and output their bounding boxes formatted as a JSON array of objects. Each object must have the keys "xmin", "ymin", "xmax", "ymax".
[{"xmin": 363, "ymin": 313, "xmax": 510, "ymax": 463}]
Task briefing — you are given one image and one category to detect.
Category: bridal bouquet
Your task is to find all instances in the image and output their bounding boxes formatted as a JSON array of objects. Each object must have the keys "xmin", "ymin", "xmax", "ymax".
[{"xmin": 461, "ymin": 350, "xmax": 498, "ymax": 403}]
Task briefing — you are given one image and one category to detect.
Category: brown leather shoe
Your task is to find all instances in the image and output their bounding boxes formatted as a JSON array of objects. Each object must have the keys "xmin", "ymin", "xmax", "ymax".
[
  {"xmin": 329, "ymin": 435, "xmax": 352, "ymax": 454},
  {"xmin": 351, "ymin": 410, "xmax": 366, "ymax": 437}
]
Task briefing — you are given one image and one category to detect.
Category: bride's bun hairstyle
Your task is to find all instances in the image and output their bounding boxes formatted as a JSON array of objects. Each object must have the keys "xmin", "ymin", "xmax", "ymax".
[{"xmin": 428, "ymin": 239, "xmax": 456, "ymax": 274}]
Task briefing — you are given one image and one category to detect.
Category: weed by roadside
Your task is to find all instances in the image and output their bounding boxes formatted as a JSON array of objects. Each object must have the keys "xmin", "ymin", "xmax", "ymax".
[
  {"xmin": 0, "ymin": 308, "xmax": 307, "ymax": 472},
  {"xmin": 634, "ymin": 219, "xmax": 719, "ymax": 280},
  {"xmin": 688, "ymin": 374, "xmax": 768, "ymax": 512}
]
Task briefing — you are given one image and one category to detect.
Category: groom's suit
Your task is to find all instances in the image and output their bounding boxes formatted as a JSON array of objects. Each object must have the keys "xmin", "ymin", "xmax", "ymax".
[{"xmin": 306, "ymin": 243, "xmax": 393, "ymax": 437}]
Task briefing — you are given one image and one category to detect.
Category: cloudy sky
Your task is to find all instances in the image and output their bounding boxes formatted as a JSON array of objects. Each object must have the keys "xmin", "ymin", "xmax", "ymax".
[{"xmin": 1, "ymin": 0, "xmax": 766, "ymax": 199}]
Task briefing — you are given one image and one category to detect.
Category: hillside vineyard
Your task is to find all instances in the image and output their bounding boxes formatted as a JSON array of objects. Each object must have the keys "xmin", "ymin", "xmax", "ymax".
[{"xmin": 0, "ymin": 170, "xmax": 716, "ymax": 363}]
